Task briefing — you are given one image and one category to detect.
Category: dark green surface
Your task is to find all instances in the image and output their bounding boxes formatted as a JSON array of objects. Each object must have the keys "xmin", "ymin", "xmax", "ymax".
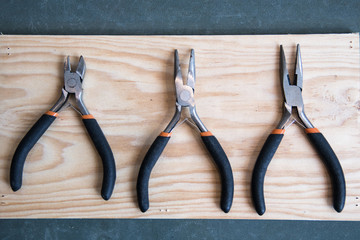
[
  {"xmin": 1, "ymin": 219, "xmax": 360, "ymax": 240},
  {"xmin": 0, "ymin": 0, "xmax": 359, "ymax": 35},
  {"xmin": 1, "ymin": 0, "xmax": 360, "ymax": 239}
]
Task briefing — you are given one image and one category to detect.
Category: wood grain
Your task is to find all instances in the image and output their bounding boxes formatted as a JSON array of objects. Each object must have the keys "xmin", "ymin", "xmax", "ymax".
[{"xmin": 0, "ymin": 34, "xmax": 359, "ymax": 219}]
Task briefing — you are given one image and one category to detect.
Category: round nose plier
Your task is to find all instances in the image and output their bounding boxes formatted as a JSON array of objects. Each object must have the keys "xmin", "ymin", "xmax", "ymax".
[
  {"xmin": 10, "ymin": 56, "xmax": 116, "ymax": 200},
  {"xmin": 251, "ymin": 45, "xmax": 346, "ymax": 215},
  {"xmin": 137, "ymin": 49, "xmax": 234, "ymax": 213}
]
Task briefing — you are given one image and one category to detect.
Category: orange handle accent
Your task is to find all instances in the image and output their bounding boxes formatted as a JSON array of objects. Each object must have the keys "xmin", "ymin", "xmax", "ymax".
[
  {"xmin": 305, "ymin": 128, "xmax": 320, "ymax": 134},
  {"xmin": 159, "ymin": 132, "xmax": 172, "ymax": 137},
  {"xmin": 200, "ymin": 131, "xmax": 213, "ymax": 137},
  {"xmin": 271, "ymin": 129, "xmax": 285, "ymax": 134},
  {"xmin": 82, "ymin": 114, "xmax": 94, "ymax": 119},
  {"xmin": 45, "ymin": 111, "xmax": 58, "ymax": 117}
]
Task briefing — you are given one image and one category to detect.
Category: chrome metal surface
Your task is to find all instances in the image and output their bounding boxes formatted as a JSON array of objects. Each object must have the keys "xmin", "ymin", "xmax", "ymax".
[
  {"xmin": 163, "ymin": 49, "xmax": 208, "ymax": 133},
  {"xmin": 76, "ymin": 56, "xmax": 86, "ymax": 81},
  {"xmin": 50, "ymin": 56, "xmax": 90, "ymax": 115},
  {"xmin": 276, "ymin": 104, "xmax": 314, "ymax": 129},
  {"xmin": 294, "ymin": 44, "xmax": 303, "ymax": 89},
  {"xmin": 164, "ymin": 104, "xmax": 182, "ymax": 133},
  {"xmin": 297, "ymin": 106, "xmax": 314, "ymax": 129},
  {"xmin": 174, "ymin": 50, "xmax": 195, "ymax": 107},
  {"xmin": 75, "ymin": 90, "xmax": 90, "ymax": 115},
  {"xmin": 189, "ymin": 106, "xmax": 208, "ymax": 132},
  {"xmin": 186, "ymin": 49, "xmax": 195, "ymax": 91},
  {"xmin": 276, "ymin": 104, "xmax": 292, "ymax": 129},
  {"xmin": 277, "ymin": 45, "xmax": 314, "ymax": 129},
  {"xmin": 49, "ymin": 88, "xmax": 69, "ymax": 112}
]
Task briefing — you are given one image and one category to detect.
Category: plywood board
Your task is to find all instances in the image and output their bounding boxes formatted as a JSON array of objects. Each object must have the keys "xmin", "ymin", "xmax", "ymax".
[{"xmin": 0, "ymin": 34, "xmax": 359, "ymax": 219}]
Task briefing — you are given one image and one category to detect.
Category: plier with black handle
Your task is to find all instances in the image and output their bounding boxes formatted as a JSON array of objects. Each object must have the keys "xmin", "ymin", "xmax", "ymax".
[
  {"xmin": 251, "ymin": 44, "xmax": 346, "ymax": 215},
  {"xmin": 10, "ymin": 56, "xmax": 116, "ymax": 200},
  {"xmin": 137, "ymin": 49, "xmax": 234, "ymax": 213}
]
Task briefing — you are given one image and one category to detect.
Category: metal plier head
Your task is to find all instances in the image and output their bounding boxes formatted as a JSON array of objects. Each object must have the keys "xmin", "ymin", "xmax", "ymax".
[
  {"xmin": 50, "ymin": 56, "xmax": 89, "ymax": 115},
  {"xmin": 174, "ymin": 49, "xmax": 196, "ymax": 107},
  {"xmin": 164, "ymin": 49, "xmax": 207, "ymax": 133},
  {"xmin": 278, "ymin": 44, "xmax": 314, "ymax": 129},
  {"xmin": 64, "ymin": 56, "xmax": 86, "ymax": 94}
]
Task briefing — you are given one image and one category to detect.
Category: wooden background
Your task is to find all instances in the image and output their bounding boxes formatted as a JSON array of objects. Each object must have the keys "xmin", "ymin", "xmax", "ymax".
[{"xmin": 0, "ymin": 34, "xmax": 359, "ymax": 219}]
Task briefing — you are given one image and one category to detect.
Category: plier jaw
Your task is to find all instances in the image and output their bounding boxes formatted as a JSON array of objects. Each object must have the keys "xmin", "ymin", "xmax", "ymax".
[
  {"xmin": 165, "ymin": 49, "xmax": 207, "ymax": 133},
  {"xmin": 50, "ymin": 56, "xmax": 89, "ymax": 115},
  {"xmin": 64, "ymin": 55, "xmax": 86, "ymax": 94},
  {"xmin": 174, "ymin": 49, "xmax": 196, "ymax": 108},
  {"xmin": 278, "ymin": 44, "xmax": 313, "ymax": 129}
]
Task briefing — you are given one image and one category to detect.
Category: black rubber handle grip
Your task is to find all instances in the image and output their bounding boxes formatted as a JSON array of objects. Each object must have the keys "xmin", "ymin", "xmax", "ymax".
[
  {"xmin": 82, "ymin": 118, "xmax": 116, "ymax": 200},
  {"xmin": 306, "ymin": 132, "xmax": 346, "ymax": 212},
  {"xmin": 137, "ymin": 135, "xmax": 170, "ymax": 212},
  {"xmin": 201, "ymin": 135, "xmax": 234, "ymax": 213},
  {"xmin": 251, "ymin": 133, "xmax": 284, "ymax": 215},
  {"xmin": 10, "ymin": 114, "xmax": 56, "ymax": 191}
]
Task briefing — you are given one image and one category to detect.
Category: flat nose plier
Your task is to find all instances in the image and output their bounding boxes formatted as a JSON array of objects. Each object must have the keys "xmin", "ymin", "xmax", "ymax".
[
  {"xmin": 10, "ymin": 56, "xmax": 116, "ymax": 200},
  {"xmin": 251, "ymin": 45, "xmax": 346, "ymax": 215},
  {"xmin": 137, "ymin": 49, "xmax": 234, "ymax": 213}
]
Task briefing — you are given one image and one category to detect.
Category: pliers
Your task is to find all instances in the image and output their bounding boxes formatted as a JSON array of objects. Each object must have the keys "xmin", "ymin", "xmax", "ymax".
[
  {"xmin": 137, "ymin": 49, "xmax": 234, "ymax": 213},
  {"xmin": 251, "ymin": 44, "xmax": 346, "ymax": 215},
  {"xmin": 10, "ymin": 56, "xmax": 116, "ymax": 200}
]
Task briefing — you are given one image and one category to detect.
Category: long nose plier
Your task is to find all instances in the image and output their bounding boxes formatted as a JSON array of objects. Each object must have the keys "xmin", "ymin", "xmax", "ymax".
[
  {"xmin": 251, "ymin": 45, "xmax": 346, "ymax": 215},
  {"xmin": 10, "ymin": 56, "xmax": 116, "ymax": 200},
  {"xmin": 137, "ymin": 49, "xmax": 234, "ymax": 213}
]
